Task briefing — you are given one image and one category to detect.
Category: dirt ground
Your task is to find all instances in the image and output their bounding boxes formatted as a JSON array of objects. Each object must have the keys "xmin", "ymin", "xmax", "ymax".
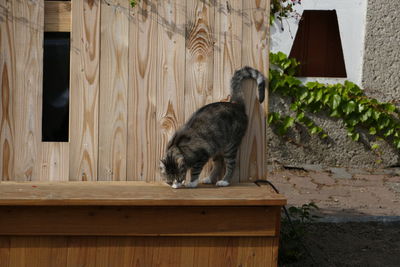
[
  {"xmin": 281, "ymin": 222, "xmax": 400, "ymax": 267},
  {"xmin": 266, "ymin": 167, "xmax": 400, "ymax": 266}
]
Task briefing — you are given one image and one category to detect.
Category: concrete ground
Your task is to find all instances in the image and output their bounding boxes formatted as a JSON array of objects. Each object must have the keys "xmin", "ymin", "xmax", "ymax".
[{"xmin": 267, "ymin": 165, "xmax": 400, "ymax": 221}]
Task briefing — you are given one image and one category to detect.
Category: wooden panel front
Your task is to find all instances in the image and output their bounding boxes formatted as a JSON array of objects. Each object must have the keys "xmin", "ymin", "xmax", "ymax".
[
  {"xmin": 0, "ymin": 206, "xmax": 280, "ymax": 237},
  {"xmin": 0, "ymin": 236, "xmax": 279, "ymax": 267}
]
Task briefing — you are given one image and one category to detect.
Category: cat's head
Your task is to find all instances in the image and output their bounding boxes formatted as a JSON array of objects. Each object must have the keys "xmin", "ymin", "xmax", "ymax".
[{"xmin": 160, "ymin": 153, "xmax": 187, "ymax": 188}]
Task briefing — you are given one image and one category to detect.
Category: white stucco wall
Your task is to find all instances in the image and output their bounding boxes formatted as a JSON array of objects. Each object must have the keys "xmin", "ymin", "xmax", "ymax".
[{"xmin": 270, "ymin": 0, "xmax": 368, "ymax": 85}]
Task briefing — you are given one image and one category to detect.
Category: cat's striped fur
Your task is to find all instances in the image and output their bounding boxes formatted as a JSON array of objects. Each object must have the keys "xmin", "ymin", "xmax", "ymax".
[{"xmin": 160, "ymin": 66, "xmax": 266, "ymax": 188}]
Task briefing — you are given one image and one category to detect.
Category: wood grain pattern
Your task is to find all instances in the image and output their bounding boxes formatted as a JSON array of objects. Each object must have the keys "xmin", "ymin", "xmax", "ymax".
[
  {"xmin": 69, "ymin": 0, "xmax": 100, "ymax": 181},
  {"xmin": 0, "ymin": 0, "xmax": 14, "ymax": 181},
  {"xmin": 95, "ymin": 237, "xmax": 131, "ymax": 267},
  {"xmin": 185, "ymin": 0, "xmax": 215, "ymax": 179},
  {"xmin": 44, "ymin": 1, "xmax": 71, "ymax": 32},
  {"xmin": 66, "ymin": 237, "xmax": 97, "ymax": 267},
  {"xmin": 240, "ymin": 0, "xmax": 270, "ymax": 182},
  {"xmin": 98, "ymin": 0, "xmax": 129, "ymax": 181},
  {"xmin": 236, "ymin": 237, "xmax": 275, "ymax": 267},
  {"xmin": 0, "ymin": 237, "xmax": 10, "ymax": 267},
  {"xmin": 185, "ymin": 0, "xmax": 215, "ymax": 116},
  {"xmin": 9, "ymin": 237, "xmax": 67, "ymax": 267},
  {"xmin": 127, "ymin": 0, "xmax": 158, "ymax": 181},
  {"xmin": 213, "ymin": 0, "xmax": 242, "ymax": 183},
  {"xmin": 39, "ymin": 143, "xmax": 69, "ymax": 181},
  {"xmin": 3, "ymin": 236, "xmax": 278, "ymax": 267},
  {"xmin": 156, "ymin": 0, "xmax": 186, "ymax": 181},
  {"xmin": 0, "ymin": 182, "xmax": 286, "ymax": 206},
  {"xmin": 12, "ymin": 0, "xmax": 44, "ymax": 181},
  {"xmin": 0, "ymin": 206, "xmax": 280, "ymax": 236}
]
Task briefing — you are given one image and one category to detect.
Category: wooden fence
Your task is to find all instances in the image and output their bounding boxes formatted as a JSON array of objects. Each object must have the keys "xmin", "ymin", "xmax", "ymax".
[{"xmin": 0, "ymin": 0, "xmax": 270, "ymax": 183}]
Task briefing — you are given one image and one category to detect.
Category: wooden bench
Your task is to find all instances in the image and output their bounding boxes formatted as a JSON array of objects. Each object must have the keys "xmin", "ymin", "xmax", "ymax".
[{"xmin": 0, "ymin": 182, "xmax": 286, "ymax": 266}]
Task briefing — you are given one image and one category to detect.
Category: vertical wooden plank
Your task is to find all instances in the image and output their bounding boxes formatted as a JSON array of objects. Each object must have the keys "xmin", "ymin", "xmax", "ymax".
[
  {"xmin": 12, "ymin": 0, "xmax": 44, "ymax": 181},
  {"xmin": 127, "ymin": 0, "xmax": 158, "ymax": 181},
  {"xmin": 185, "ymin": 0, "xmax": 214, "ymax": 119},
  {"xmin": 0, "ymin": 0, "xmax": 14, "ymax": 181},
  {"xmin": 237, "ymin": 237, "xmax": 274, "ymax": 267},
  {"xmin": 40, "ymin": 142, "xmax": 69, "ymax": 181},
  {"xmin": 0, "ymin": 237, "xmax": 10, "ymax": 267},
  {"xmin": 69, "ymin": 0, "xmax": 100, "ymax": 181},
  {"xmin": 9, "ymin": 237, "xmax": 28, "ymax": 267},
  {"xmin": 125, "ymin": 237, "xmax": 155, "ymax": 267},
  {"xmin": 240, "ymin": 0, "xmax": 269, "ymax": 182},
  {"xmin": 185, "ymin": 0, "xmax": 214, "ymax": 179},
  {"xmin": 98, "ymin": 0, "xmax": 129, "ymax": 181},
  {"xmin": 149, "ymin": 238, "xmax": 182, "ymax": 267},
  {"xmin": 9, "ymin": 237, "xmax": 68, "ymax": 267},
  {"xmin": 213, "ymin": 0, "xmax": 242, "ymax": 184},
  {"xmin": 185, "ymin": 0, "xmax": 214, "ymax": 120},
  {"xmin": 271, "ymin": 237, "xmax": 280, "ymax": 267},
  {"xmin": 95, "ymin": 237, "xmax": 130, "ymax": 267},
  {"xmin": 66, "ymin": 237, "xmax": 97, "ymax": 267},
  {"xmin": 156, "ymin": 0, "xmax": 186, "ymax": 180},
  {"xmin": 213, "ymin": 0, "xmax": 242, "ymax": 101}
]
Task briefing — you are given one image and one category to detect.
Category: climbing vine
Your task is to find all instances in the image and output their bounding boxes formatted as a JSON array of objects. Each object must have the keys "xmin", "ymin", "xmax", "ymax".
[
  {"xmin": 270, "ymin": 0, "xmax": 301, "ymax": 24},
  {"xmin": 269, "ymin": 51, "xmax": 400, "ymax": 149}
]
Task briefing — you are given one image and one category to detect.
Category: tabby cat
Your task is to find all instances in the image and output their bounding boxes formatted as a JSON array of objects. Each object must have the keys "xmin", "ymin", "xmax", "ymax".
[{"xmin": 160, "ymin": 66, "xmax": 266, "ymax": 188}]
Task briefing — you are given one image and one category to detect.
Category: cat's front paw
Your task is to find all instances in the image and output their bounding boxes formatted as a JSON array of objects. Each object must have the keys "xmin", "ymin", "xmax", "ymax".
[
  {"xmin": 171, "ymin": 182, "xmax": 183, "ymax": 189},
  {"xmin": 216, "ymin": 180, "xmax": 230, "ymax": 187},
  {"xmin": 186, "ymin": 180, "xmax": 199, "ymax": 188},
  {"xmin": 201, "ymin": 176, "xmax": 213, "ymax": 184}
]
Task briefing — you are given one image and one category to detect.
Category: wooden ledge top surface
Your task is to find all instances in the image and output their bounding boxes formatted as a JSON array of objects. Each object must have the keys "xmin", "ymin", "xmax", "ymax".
[{"xmin": 0, "ymin": 182, "xmax": 286, "ymax": 206}]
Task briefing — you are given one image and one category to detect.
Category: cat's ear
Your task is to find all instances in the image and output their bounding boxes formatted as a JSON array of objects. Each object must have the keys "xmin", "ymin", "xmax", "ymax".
[
  {"xmin": 159, "ymin": 160, "xmax": 166, "ymax": 174},
  {"xmin": 176, "ymin": 156, "xmax": 185, "ymax": 169}
]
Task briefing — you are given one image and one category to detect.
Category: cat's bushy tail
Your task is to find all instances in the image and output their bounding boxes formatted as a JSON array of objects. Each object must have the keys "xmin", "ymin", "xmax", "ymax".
[{"xmin": 230, "ymin": 66, "xmax": 266, "ymax": 106}]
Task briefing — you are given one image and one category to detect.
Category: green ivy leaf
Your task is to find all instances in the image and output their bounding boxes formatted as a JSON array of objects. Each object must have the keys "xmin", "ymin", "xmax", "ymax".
[
  {"xmin": 371, "ymin": 143, "xmax": 380, "ymax": 150},
  {"xmin": 296, "ymin": 112, "xmax": 305, "ymax": 121},
  {"xmin": 310, "ymin": 127, "xmax": 319, "ymax": 134},
  {"xmin": 385, "ymin": 103, "xmax": 396, "ymax": 113},
  {"xmin": 278, "ymin": 52, "xmax": 287, "ymax": 62},
  {"xmin": 384, "ymin": 128, "xmax": 394, "ymax": 137},
  {"xmin": 373, "ymin": 111, "xmax": 381, "ymax": 120},
  {"xmin": 361, "ymin": 109, "xmax": 373, "ymax": 122},
  {"xmin": 358, "ymin": 103, "xmax": 365, "ymax": 113},
  {"xmin": 330, "ymin": 110, "xmax": 340, "ymax": 118},
  {"xmin": 331, "ymin": 94, "xmax": 341, "ymax": 109},
  {"xmin": 315, "ymin": 89, "xmax": 323, "ymax": 102},
  {"xmin": 268, "ymin": 112, "xmax": 280, "ymax": 124},
  {"xmin": 306, "ymin": 82, "xmax": 318, "ymax": 89},
  {"xmin": 306, "ymin": 94, "xmax": 315, "ymax": 104},
  {"xmin": 351, "ymin": 132, "xmax": 360, "ymax": 141},
  {"xmin": 283, "ymin": 117, "xmax": 295, "ymax": 129},
  {"xmin": 323, "ymin": 94, "xmax": 331, "ymax": 105},
  {"xmin": 369, "ymin": 127, "xmax": 377, "ymax": 135},
  {"xmin": 395, "ymin": 139, "xmax": 400, "ymax": 149},
  {"xmin": 299, "ymin": 88, "xmax": 309, "ymax": 101},
  {"xmin": 344, "ymin": 101, "xmax": 356, "ymax": 115}
]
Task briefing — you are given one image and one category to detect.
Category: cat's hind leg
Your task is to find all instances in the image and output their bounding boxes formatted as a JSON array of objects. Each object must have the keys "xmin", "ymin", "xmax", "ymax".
[
  {"xmin": 202, "ymin": 155, "xmax": 224, "ymax": 184},
  {"xmin": 216, "ymin": 147, "xmax": 238, "ymax": 187}
]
